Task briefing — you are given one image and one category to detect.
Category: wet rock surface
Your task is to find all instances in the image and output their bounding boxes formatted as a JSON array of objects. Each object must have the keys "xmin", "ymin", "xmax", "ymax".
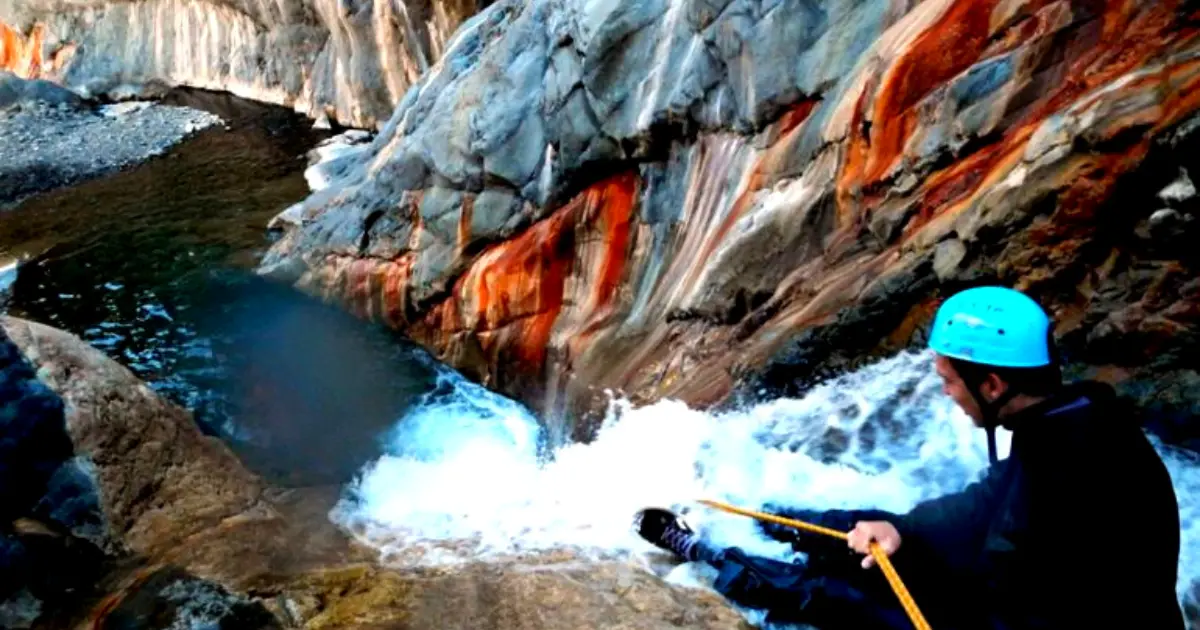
[
  {"xmin": 0, "ymin": 79, "xmax": 222, "ymax": 206},
  {"xmin": 0, "ymin": 316, "xmax": 745, "ymax": 628},
  {"xmin": 93, "ymin": 566, "xmax": 281, "ymax": 630}
]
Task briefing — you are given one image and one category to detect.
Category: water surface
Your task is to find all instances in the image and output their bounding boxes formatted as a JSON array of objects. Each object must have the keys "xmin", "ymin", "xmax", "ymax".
[{"xmin": 0, "ymin": 88, "xmax": 439, "ymax": 486}]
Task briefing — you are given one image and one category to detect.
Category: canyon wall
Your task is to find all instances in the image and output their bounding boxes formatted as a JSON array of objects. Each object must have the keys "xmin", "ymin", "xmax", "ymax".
[
  {"xmin": 0, "ymin": 0, "xmax": 484, "ymax": 128},
  {"xmin": 260, "ymin": 0, "xmax": 1200, "ymax": 436}
]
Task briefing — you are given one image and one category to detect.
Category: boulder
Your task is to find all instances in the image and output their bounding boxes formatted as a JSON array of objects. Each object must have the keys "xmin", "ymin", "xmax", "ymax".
[{"xmin": 0, "ymin": 316, "xmax": 265, "ymax": 559}]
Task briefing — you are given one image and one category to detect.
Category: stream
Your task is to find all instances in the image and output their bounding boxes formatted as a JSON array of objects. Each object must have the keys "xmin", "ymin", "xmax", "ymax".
[{"xmin": 0, "ymin": 89, "xmax": 440, "ymax": 487}]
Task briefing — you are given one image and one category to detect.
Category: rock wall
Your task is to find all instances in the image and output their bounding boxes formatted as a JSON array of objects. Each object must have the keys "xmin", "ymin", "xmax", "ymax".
[
  {"xmin": 0, "ymin": 0, "xmax": 485, "ymax": 128},
  {"xmin": 260, "ymin": 0, "xmax": 1200, "ymax": 434}
]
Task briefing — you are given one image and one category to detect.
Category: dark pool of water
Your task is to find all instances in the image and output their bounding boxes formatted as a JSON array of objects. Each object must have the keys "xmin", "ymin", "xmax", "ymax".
[{"xmin": 0, "ymin": 88, "xmax": 439, "ymax": 487}]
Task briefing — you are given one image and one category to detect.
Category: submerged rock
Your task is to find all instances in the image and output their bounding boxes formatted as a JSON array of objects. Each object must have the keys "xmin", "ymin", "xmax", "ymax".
[
  {"xmin": 257, "ymin": 0, "xmax": 1200, "ymax": 436},
  {"xmin": 0, "ymin": 315, "xmax": 743, "ymax": 628}
]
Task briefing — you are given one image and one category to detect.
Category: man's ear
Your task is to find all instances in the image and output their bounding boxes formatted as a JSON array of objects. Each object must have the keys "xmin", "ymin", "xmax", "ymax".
[{"xmin": 981, "ymin": 372, "xmax": 1008, "ymax": 401}]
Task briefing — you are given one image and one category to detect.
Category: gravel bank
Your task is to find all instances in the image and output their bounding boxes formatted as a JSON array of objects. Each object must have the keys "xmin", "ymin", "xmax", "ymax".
[{"xmin": 0, "ymin": 101, "xmax": 223, "ymax": 207}]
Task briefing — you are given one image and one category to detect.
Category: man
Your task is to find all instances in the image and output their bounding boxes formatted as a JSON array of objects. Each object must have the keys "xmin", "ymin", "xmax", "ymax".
[{"xmin": 635, "ymin": 286, "xmax": 1184, "ymax": 629}]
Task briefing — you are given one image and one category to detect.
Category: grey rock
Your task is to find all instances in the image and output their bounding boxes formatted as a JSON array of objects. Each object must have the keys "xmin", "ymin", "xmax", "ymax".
[
  {"xmin": 0, "ymin": 72, "xmax": 83, "ymax": 111},
  {"xmin": 933, "ymin": 239, "xmax": 968, "ymax": 281},
  {"xmin": 471, "ymin": 188, "xmax": 525, "ymax": 238},
  {"xmin": 549, "ymin": 86, "xmax": 603, "ymax": 176},
  {"xmin": 420, "ymin": 187, "xmax": 466, "ymax": 242},
  {"xmin": 544, "ymin": 45, "xmax": 584, "ymax": 113}
]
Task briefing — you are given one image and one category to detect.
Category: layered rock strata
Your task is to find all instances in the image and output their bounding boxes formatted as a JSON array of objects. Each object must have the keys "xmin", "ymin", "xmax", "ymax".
[
  {"xmin": 259, "ymin": 0, "xmax": 1200, "ymax": 434},
  {"xmin": 0, "ymin": 0, "xmax": 485, "ymax": 128}
]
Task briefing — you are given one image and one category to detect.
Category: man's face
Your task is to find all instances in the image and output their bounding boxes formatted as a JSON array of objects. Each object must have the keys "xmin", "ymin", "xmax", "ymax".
[{"xmin": 935, "ymin": 355, "xmax": 984, "ymax": 425}]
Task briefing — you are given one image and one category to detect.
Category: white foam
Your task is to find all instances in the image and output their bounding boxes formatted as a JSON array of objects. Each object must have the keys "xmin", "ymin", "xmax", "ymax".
[
  {"xmin": 0, "ymin": 257, "xmax": 17, "ymax": 299},
  {"xmin": 332, "ymin": 349, "xmax": 1198, "ymax": 616},
  {"xmin": 98, "ymin": 101, "xmax": 155, "ymax": 117},
  {"xmin": 305, "ymin": 130, "xmax": 374, "ymax": 191}
]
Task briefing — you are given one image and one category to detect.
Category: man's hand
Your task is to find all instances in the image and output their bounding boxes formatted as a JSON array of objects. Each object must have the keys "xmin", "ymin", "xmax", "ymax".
[{"xmin": 847, "ymin": 521, "xmax": 901, "ymax": 569}]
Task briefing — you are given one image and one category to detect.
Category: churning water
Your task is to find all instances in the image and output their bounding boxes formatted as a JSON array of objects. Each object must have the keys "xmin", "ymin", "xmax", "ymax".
[{"xmin": 334, "ymin": 349, "xmax": 1200, "ymax": 614}]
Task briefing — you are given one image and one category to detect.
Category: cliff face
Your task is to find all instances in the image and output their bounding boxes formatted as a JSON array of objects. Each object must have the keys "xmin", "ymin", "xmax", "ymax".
[
  {"xmin": 0, "ymin": 0, "xmax": 484, "ymax": 128},
  {"xmin": 260, "ymin": 0, "xmax": 1200, "ymax": 431}
]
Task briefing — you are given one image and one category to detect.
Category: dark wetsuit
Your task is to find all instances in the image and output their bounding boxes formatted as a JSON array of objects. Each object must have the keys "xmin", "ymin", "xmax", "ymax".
[{"xmin": 701, "ymin": 381, "xmax": 1185, "ymax": 630}]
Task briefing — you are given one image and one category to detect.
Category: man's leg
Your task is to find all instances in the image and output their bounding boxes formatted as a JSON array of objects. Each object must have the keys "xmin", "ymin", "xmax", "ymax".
[
  {"xmin": 702, "ymin": 546, "xmax": 914, "ymax": 629},
  {"xmin": 752, "ymin": 505, "xmax": 978, "ymax": 630},
  {"xmin": 636, "ymin": 509, "xmax": 913, "ymax": 630}
]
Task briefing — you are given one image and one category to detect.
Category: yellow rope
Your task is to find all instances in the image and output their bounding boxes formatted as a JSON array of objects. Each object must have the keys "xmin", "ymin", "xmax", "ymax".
[{"xmin": 697, "ymin": 499, "xmax": 933, "ymax": 630}]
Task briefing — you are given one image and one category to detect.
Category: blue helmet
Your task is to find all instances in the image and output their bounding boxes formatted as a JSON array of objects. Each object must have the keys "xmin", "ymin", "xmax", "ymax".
[{"xmin": 927, "ymin": 286, "xmax": 1053, "ymax": 368}]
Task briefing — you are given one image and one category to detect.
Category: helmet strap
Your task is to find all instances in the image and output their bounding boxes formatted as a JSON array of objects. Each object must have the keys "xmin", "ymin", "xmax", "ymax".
[{"xmin": 964, "ymin": 379, "xmax": 1020, "ymax": 465}]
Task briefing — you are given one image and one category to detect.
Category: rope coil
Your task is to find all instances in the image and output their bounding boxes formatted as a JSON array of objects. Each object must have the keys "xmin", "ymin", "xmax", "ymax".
[{"xmin": 697, "ymin": 499, "xmax": 932, "ymax": 630}]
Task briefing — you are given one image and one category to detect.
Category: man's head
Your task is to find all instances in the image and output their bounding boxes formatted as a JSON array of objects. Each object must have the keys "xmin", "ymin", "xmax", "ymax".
[{"xmin": 927, "ymin": 286, "xmax": 1061, "ymax": 426}]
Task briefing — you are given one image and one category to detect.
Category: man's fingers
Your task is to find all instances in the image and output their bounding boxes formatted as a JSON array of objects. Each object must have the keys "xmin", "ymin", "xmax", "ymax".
[{"xmin": 849, "ymin": 522, "xmax": 902, "ymax": 567}]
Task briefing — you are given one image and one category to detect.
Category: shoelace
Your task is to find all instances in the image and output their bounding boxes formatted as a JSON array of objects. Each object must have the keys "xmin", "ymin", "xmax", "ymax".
[{"xmin": 660, "ymin": 522, "xmax": 693, "ymax": 556}]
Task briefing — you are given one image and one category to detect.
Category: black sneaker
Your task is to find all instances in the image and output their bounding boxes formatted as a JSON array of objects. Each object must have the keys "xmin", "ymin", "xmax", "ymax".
[{"xmin": 634, "ymin": 508, "xmax": 701, "ymax": 561}]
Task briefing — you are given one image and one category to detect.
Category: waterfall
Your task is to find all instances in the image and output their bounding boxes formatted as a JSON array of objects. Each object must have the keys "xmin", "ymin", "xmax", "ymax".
[{"xmin": 332, "ymin": 349, "xmax": 1200, "ymax": 620}]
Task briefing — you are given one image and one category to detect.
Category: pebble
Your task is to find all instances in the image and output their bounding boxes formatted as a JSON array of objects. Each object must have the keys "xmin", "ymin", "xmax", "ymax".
[{"xmin": 0, "ymin": 101, "xmax": 223, "ymax": 208}]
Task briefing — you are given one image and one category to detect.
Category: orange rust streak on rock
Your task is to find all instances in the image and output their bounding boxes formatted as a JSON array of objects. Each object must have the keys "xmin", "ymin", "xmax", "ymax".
[
  {"xmin": 904, "ymin": 130, "xmax": 1029, "ymax": 237},
  {"xmin": 567, "ymin": 172, "xmax": 640, "ymax": 354},
  {"xmin": 864, "ymin": 0, "xmax": 1000, "ymax": 184},
  {"xmin": 1156, "ymin": 56, "xmax": 1200, "ymax": 132},
  {"xmin": 759, "ymin": 100, "xmax": 820, "ymax": 175},
  {"xmin": 584, "ymin": 172, "xmax": 638, "ymax": 315},
  {"xmin": 381, "ymin": 255, "xmax": 414, "ymax": 328},
  {"xmin": 902, "ymin": 2, "xmax": 1197, "ymax": 237},
  {"xmin": 348, "ymin": 258, "xmax": 376, "ymax": 320},
  {"xmin": 429, "ymin": 172, "xmax": 640, "ymax": 370},
  {"xmin": 835, "ymin": 82, "xmax": 875, "ymax": 215},
  {"xmin": 90, "ymin": 565, "xmax": 164, "ymax": 630},
  {"xmin": 1032, "ymin": 3, "xmax": 1182, "ymax": 119},
  {"xmin": 1, "ymin": 22, "xmax": 45, "ymax": 77},
  {"xmin": 774, "ymin": 99, "xmax": 819, "ymax": 139}
]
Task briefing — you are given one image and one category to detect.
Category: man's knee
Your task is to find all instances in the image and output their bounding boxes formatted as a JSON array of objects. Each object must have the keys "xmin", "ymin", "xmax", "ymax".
[{"xmin": 707, "ymin": 546, "xmax": 811, "ymax": 612}]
